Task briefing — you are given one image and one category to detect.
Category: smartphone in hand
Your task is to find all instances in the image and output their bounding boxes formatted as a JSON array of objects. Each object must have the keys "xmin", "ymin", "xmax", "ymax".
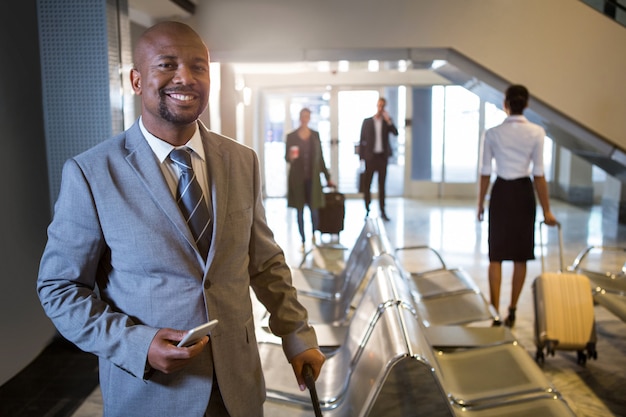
[{"xmin": 177, "ymin": 319, "xmax": 219, "ymax": 347}]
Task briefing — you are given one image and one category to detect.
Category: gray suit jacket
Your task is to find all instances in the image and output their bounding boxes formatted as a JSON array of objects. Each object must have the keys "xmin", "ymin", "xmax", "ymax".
[{"xmin": 37, "ymin": 121, "xmax": 317, "ymax": 417}]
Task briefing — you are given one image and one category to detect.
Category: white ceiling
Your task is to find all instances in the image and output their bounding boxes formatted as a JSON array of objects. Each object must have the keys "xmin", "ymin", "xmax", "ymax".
[
  {"xmin": 128, "ymin": 0, "xmax": 195, "ymax": 25},
  {"xmin": 124, "ymin": 0, "xmax": 450, "ymax": 86}
]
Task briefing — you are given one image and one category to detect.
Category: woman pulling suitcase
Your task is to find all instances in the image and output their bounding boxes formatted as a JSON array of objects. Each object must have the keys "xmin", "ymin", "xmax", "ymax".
[{"xmin": 477, "ymin": 84, "xmax": 558, "ymax": 327}]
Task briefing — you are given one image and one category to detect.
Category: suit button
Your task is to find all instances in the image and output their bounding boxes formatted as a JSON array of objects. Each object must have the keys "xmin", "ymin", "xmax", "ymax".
[{"xmin": 204, "ymin": 280, "xmax": 211, "ymax": 289}]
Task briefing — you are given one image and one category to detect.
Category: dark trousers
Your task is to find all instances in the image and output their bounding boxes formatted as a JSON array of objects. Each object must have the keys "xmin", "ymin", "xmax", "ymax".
[
  {"xmin": 363, "ymin": 154, "xmax": 388, "ymax": 215},
  {"xmin": 296, "ymin": 179, "xmax": 319, "ymax": 242},
  {"xmin": 206, "ymin": 371, "xmax": 230, "ymax": 416}
]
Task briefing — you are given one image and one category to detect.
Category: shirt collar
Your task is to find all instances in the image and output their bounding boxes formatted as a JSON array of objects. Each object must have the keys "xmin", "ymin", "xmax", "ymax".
[
  {"xmin": 504, "ymin": 115, "xmax": 528, "ymax": 123},
  {"xmin": 139, "ymin": 117, "xmax": 205, "ymax": 163}
]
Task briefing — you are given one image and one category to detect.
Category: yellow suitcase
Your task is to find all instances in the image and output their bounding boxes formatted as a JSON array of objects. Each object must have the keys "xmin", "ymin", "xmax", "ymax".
[{"xmin": 533, "ymin": 222, "xmax": 597, "ymax": 365}]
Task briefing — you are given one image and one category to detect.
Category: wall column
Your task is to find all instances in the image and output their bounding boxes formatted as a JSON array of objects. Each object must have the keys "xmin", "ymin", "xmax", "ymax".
[
  {"xmin": 219, "ymin": 63, "xmax": 238, "ymax": 140},
  {"xmin": 410, "ymin": 87, "xmax": 433, "ymax": 180},
  {"xmin": 601, "ymin": 174, "xmax": 626, "ymax": 227},
  {"xmin": 555, "ymin": 146, "xmax": 593, "ymax": 206},
  {"xmin": 38, "ymin": 0, "xmax": 131, "ymax": 205}
]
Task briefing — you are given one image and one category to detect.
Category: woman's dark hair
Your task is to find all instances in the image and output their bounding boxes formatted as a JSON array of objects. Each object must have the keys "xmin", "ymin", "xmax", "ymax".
[{"xmin": 505, "ymin": 84, "xmax": 529, "ymax": 115}]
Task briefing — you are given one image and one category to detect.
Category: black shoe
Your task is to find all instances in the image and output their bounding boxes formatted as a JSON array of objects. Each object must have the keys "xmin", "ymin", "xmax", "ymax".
[
  {"xmin": 492, "ymin": 319, "xmax": 502, "ymax": 327},
  {"xmin": 381, "ymin": 214, "xmax": 391, "ymax": 221},
  {"xmin": 504, "ymin": 307, "xmax": 516, "ymax": 328}
]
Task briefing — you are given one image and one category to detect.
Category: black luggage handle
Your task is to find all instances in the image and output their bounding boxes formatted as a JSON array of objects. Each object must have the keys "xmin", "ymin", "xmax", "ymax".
[{"xmin": 303, "ymin": 363, "xmax": 323, "ymax": 416}]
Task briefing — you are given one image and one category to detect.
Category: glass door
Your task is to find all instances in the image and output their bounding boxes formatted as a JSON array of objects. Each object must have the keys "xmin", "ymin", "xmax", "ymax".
[
  {"xmin": 261, "ymin": 87, "xmax": 405, "ymax": 198},
  {"xmin": 336, "ymin": 88, "xmax": 405, "ymax": 197},
  {"xmin": 336, "ymin": 90, "xmax": 379, "ymax": 194},
  {"xmin": 263, "ymin": 91, "xmax": 331, "ymax": 198}
]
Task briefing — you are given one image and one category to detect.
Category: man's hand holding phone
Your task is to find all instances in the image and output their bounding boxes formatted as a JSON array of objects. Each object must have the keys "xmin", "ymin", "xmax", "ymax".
[
  {"xmin": 177, "ymin": 319, "xmax": 219, "ymax": 347},
  {"xmin": 147, "ymin": 320, "xmax": 218, "ymax": 375}
]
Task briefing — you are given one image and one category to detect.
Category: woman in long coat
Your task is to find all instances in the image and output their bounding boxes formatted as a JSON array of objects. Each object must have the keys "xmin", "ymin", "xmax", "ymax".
[{"xmin": 285, "ymin": 108, "xmax": 334, "ymax": 250}]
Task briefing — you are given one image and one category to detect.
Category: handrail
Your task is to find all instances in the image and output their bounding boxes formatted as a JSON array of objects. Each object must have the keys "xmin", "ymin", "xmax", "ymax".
[
  {"xmin": 580, "ymin": 0, "xmax": 626, "ymax": 28},
  {"xmin": 604, "ymin": 0, "xmax": 626, "ymax": 14},
  {"xmin": 569, "ymin": 245, "xmax": 626, "ymax": 275}
]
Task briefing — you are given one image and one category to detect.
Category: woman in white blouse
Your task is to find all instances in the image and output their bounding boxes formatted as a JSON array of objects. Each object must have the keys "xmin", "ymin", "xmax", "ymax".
[{"xmin": 477, "ymin": 84, "xmax": 557, "ymax": 327}]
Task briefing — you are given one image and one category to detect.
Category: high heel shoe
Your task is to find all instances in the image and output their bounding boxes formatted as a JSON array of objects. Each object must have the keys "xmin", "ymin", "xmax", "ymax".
[{"xmin": 504, "ymin": 307, "xmax": 516, "ymax": 328}]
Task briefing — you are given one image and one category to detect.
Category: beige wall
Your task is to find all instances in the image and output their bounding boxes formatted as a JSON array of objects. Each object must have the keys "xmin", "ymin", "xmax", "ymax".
[{"xmin": 192, "ymin": 0, "xmax": 626, "ymax": 151}]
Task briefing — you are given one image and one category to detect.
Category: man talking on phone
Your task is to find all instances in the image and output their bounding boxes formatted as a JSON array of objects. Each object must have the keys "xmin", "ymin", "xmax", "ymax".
[
  {"xmin": 358, "ymin": 97, "xmax": 398, "ymax": 221},
  {"xmin": 37, "ymin": 21, "xmax": 324, "ymax": 417}
]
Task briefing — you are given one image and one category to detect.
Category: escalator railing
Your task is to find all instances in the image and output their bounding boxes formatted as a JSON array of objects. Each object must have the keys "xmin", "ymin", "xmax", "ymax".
[{"xmin": 581, "ymin": 0, "xmax": 626, "ymax": 28}]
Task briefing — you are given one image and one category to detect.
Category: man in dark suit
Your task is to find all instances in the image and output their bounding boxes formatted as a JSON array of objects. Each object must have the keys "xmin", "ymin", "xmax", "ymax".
[
  {"xmin": 37, "ymin": 21, "xmax": 324, "ymax": 417},
  {"xmin": 358, "ymin": 97, "xmax": 398, "ymax": 221}
]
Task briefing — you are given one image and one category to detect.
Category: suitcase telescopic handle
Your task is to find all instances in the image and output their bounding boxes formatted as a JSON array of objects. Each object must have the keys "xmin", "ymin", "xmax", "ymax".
[
  {"xmin": 303, "ymin": 363, "xmax": 323, "ymax": 416},
  {"xmin": 539, "ymin": 221, "xmax": 563, "ymax": 273}
]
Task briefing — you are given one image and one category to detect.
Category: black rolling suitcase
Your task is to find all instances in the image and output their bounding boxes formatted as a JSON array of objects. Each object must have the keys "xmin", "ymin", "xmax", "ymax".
[{"xmin": 317, "ymin": 189, "xmax": 345, "ymax": 235}]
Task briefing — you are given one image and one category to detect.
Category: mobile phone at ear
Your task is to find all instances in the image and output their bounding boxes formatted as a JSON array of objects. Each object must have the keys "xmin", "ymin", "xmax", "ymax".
[{"xmin": 177, "ymin": 319, "xmax": 219, "ymax": 347}]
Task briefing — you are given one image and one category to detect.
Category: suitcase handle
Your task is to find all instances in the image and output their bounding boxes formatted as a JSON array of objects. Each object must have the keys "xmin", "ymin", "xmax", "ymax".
[{"xmin": 539, "ymin": 221, "xmax": 563, "ymax": 273}]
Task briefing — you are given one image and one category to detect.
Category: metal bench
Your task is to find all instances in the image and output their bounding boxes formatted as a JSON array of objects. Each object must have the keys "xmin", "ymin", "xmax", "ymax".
[
  {"xmin": 257, "ymin": 220, "xmax": 394, "ymax": 347},
  {"xmin": 569, "ymin": 245, "xmax": 626, "ymax": 322},
  {"xmin": 398, "ymin": 292, "xmax": 576, "ymax": 416},
  {"xmin": 261, "ymin": 225, "xmax": 577, "ymax": 416},
  {"xmin": 394, "ymin": 247, "xmax": 577, "ymax": 416},
  {"xmin": 395, "ymin": 245, "xmax": 496, "ymax": 325},
  {"xmin": 290, "ymin": 217, "xmax": 391, "ymax": 301},
  {"xmin": 262, "ymin": 255, "xmax": 454, "ymax": 417}
]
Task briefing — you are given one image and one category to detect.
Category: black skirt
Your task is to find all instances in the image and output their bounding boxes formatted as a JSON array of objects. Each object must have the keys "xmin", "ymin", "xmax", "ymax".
[{"xmin": 488, "ymin": 177, "xmax": 536, "ymax": 262}]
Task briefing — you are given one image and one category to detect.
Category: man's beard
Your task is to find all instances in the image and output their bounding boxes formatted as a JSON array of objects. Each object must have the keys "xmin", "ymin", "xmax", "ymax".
[{"xmin": 158, "ymin": 92, "xmax": 201, "ymax": 125}]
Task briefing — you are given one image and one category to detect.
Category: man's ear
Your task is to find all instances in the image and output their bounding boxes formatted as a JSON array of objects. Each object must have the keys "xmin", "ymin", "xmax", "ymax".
[{"xmin": 130, "ymin": 68, "xmax": 142, "ymax": 94}]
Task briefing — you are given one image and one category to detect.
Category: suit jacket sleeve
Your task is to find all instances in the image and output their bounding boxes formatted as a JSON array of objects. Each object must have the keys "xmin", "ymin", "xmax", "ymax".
[
  {"xmin": 245, "ymin": 151, "xmax": 318, "ymax": 358},
  {"xmin": 314, "ymin": 132, "xmax": 331, "ymax": 182},
  {"xmin": 385, "ymin": 121, "xmax": 398, "ymax": 157},
  {"xmin": 358, "ymin": 118, "xmax": 369, "ymax": 159},
  {"xmin": 37, "ymin": 157, "xmax": 159, "ymax": 379}
]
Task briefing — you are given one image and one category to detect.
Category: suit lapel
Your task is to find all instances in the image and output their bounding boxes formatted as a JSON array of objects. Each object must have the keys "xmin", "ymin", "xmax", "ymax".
[
  {"xmin": 124, "ymin": 123, "xmax": 198, "ymax": 255},
  {"xmin": 200, "ymin": 123, "xmax": 229, "ymax": 263}
]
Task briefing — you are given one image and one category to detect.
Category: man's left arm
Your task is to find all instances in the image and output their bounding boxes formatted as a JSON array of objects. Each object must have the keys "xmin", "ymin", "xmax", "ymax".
[
  {"xmin": 386, "ymin": 120, "xmax": 398, "ymax": 136},
  {"xmin": 246, "ymin": 150, "xmax": 319, "ymax": 354}
]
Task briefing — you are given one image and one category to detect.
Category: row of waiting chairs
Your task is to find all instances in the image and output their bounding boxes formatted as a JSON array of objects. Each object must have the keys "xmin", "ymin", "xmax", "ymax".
[
  {"xmin": 257, "ymin": 218, "xmax": 578, "ymax": 416},
  {"xmin": 569, "ymin": 245, "xmax": 626, "ymax": 323},
  {"xmin": 261, "ymin": 254, "xmax": 452, "ymax": 416}
]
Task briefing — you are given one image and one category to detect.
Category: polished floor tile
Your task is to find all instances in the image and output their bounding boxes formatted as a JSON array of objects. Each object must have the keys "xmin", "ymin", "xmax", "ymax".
[{"xmin": 0, "ymin": 335, "xmax": 99, "ymax": 417}]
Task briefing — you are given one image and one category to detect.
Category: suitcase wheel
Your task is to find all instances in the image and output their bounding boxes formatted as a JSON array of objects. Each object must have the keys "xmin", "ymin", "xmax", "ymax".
[
  {"xmin": 586, "ymin": 343, "xmax": 598, "ymax": 361},
  {"xmin": 576, "ymin": 350, "xmax": 587, "ymax": 365}
]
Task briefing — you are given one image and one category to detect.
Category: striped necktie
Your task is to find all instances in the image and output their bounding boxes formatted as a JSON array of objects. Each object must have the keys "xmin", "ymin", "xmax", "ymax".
[{"xmin": 170, "ymin": 148, "xmax": 212, "ymax": 259}]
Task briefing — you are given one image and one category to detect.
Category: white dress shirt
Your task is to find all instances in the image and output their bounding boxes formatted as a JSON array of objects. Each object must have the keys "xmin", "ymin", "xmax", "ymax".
[
  {"xmin": 139, "ymin": 117, "xmax": 210, "ymax": 200},
  {"xmin": 479, "ymin": 115, "xmax": 546, "ymax": 179},
  {"xmin": 373, "ymin": 116, "xmax": 384, "ymax": 153}
]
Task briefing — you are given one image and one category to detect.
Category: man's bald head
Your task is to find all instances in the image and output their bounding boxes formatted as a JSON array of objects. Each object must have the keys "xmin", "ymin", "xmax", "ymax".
[
  {"xmin": 133, "ymin": 21, "xmax": 208, "ymax": 71},
  {"xmin": 129, "ymin": 21, "xmax": 211, "ymax": 144}
]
